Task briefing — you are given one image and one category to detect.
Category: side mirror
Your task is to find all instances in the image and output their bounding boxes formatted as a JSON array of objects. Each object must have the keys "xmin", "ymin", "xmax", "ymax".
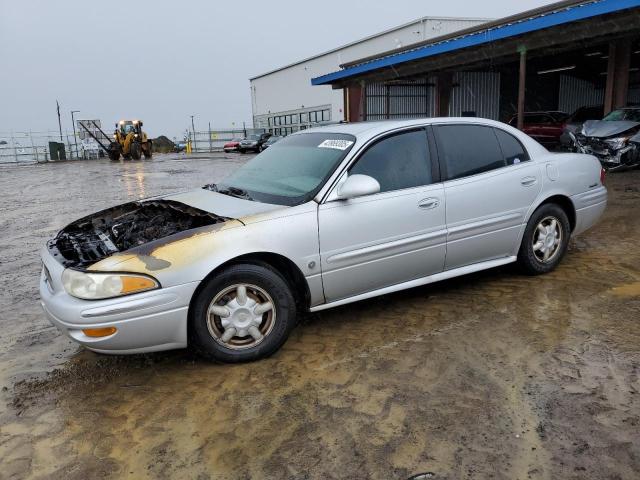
[{"xmin": 336, "ymin": 174, "xmax": 380, "ymax": 200}]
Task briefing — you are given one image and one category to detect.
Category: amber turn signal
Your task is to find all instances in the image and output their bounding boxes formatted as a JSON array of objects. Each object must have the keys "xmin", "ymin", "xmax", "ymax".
[{"xmin": 82, "ymin": 327, "xmax": 117, "ymax": 338}]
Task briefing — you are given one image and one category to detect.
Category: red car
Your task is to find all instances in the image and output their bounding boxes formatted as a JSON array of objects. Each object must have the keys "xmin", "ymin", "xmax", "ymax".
[
  {"xmin": 223, "ymin": 138, "xmax": 242, "ymax": 153},
  {"xmin": 509, "ymin": 111, "xmax": 569, "ymax": 148}
]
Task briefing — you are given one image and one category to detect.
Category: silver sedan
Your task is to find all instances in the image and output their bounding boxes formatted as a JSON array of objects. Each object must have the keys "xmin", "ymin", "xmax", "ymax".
[{"xmin": 40, "ymin": 118, "xmax": 607, "ymax": 362}]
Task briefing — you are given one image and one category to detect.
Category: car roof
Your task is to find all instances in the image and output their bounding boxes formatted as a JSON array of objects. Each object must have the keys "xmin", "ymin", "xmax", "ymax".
[{"xmin": 298, "ymin": 117, "xmax": 515, "ymax": 137}]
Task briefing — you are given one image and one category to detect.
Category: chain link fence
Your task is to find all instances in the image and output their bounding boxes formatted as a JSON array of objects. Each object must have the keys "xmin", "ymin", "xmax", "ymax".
[
  {"xmin": 0, "ymin": 130, "xmax": 100, "ymax": 165},
  {"xmin": 187, "ymin": 128, "xmax": 266, "ymax": 153}
]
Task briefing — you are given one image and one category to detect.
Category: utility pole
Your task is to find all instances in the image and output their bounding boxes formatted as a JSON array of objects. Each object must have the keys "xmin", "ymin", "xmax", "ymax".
[
  {"xmin": 56, "ymin": 100, "xmax": 63, "ymax": 142},
  {"xmin": 190, "ymin": 115, "xmax": 196, "ymax": 152},
  {"xmin": 71, "ymin": 110, "xmax": 80, "ymax": 159},
  {"xmin": 243, "ymin": 121, "xmax": 247, "ymax": 138}
]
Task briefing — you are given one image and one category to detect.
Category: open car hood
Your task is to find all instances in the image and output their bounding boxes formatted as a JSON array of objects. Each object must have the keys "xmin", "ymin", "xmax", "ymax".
[
  {"xmin": 581, "ymin": 120, "xmax": 640, "ymax": 138},
  {"xmin": 49, "ymin": 189, "xmax": 284, "ymax": 269},
  {"xmin": 163, "ymin": 189, "xmax": 282, "ymax": 219}
]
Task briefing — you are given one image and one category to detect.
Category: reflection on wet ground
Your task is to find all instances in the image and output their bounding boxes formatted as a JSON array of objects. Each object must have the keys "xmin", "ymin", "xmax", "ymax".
[{"xmin": 0, "ymin": 154, "xmax": 638, "ymax": 479}]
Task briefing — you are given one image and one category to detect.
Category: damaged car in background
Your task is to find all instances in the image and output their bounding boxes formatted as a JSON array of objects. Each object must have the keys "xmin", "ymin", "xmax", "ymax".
[
  {"xmin": 570, "ymin": 107, "xmax": 640, "ymax": 171},
  {"xmin": 41, "ymin": 118, "xmax": 607, "ymax": 363}
]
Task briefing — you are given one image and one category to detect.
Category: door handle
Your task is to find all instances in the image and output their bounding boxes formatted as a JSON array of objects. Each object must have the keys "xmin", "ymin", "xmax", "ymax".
[
  {"xmin": 418, "ymin": 198, "xmax": 440, "ymax": 210},
  {"xmin": 521, "ymin": 176, "xmax": 537, "ymax": 187}
]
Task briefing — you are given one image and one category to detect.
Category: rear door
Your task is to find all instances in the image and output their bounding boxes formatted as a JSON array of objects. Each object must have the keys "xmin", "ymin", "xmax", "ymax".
[
  {"xmin": 318, "ymin": 128, "xmax": 446, "ymax": 302},
  {"xmin": 434, "ymin": 124, "xmax": 542, "ymax": 270}
]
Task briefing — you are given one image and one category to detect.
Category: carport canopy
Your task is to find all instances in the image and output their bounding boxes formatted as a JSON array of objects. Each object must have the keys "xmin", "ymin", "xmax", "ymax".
[{"xmin": 311, "ymin": 0, "xmax": 640, "ymax": 127}]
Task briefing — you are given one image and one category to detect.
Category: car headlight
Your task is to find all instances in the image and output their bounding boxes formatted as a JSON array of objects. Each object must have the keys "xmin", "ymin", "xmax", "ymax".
[
  {"xmin": 62, "ymin": 269, "xmax": 160, "ymax": 300},
  {"xmin": 604, "ymin": 136, "xmax": 629, "ymax": 150}
]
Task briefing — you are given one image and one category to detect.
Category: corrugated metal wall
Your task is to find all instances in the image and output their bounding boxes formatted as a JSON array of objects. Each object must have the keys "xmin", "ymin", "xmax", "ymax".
[
  {"xmin": 365, "ymin": 79, "xmax": 436, "ymax": 120},
  {"xmin": 628, "ymin": 87, "xmax": 640, "ymax": 105},
  {"xmin": 558, "ymin": 75, "xmax": 604, "ymax": 113},
  {"xmin": 448, "ymin": 72, "xmax": 500, "ymax": 119},
  {"xmin": 364, "ymin": 72, "xmax": 500, "ymax": 121}
]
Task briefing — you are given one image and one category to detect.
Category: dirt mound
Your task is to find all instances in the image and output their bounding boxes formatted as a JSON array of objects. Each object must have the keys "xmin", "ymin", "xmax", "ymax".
[{"xmin": 152, "ymin": 135, "xmax": 175, "ymax": 153}]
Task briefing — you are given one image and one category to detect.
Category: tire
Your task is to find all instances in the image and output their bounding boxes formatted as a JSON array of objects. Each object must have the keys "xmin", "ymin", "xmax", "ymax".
[
  {"xmin": 239, "ymin": 149, "xmax": 246, "ymax": 154},
  {"xmin": 130, "ymin": 142, "xmax": 142, "ymax": 160},
  {"xmin": 257, "ymin": 145, "xmax": 263, "ymax": 153},
  {"xmin": 189, "ymin": 263, "xmax": 297, "ymax": 363},
  {"xmin": 108, "ymin": 149, "xmax": 120, "ymax": 161},
  {"xmin": 517, "ymin": 203, "xmax": 571, "ymax": 275},
  {"xmin": 143, "ymin": 141, "xmax": 152, "ymax": 159}
]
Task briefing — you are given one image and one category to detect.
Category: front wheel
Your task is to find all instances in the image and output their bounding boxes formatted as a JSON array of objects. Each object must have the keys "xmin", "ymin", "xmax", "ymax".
[
  {"xmin": 517, "ymin": 203, "xmax": 571, "ymax": 275},
  {"xmin": 130, "ymin": 142, "xmax": 142, "ymax": 160},
  {"xmin": 189, "ymin": 264, "xmax": 297, "ymax": 362}
]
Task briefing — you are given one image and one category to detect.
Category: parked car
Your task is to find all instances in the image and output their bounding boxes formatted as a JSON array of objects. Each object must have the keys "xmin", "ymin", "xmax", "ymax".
[
  {"xmin": 509, "ymin": 111, "xmax": 569, "ymax": 148},
  {"xmin": 223, "ymin": 138, "xmax": 242, "ymax": 153},
  {"xmin": 559, "ymin": 105, "xmax": 604, "ymax": 150},
  {"xmin": 262, "ymin": 135, "xmax": 282, "ymax": 150},
  {"xmin": 40, "ymin": 118, "xmax": 606, "ymax": 362},
  {"xmin": 571, "ymin": 107, "xmax": 640, "ymax": 170},
  {"xmin": 239, "ymin": 133, "xmax": 271, "ymax": 153}
]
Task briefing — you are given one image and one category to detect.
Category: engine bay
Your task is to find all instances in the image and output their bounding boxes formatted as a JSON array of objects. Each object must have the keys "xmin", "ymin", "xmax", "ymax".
[{"xmin": 49, "ymin": 200, "xmax": 228, "ymax": 268}]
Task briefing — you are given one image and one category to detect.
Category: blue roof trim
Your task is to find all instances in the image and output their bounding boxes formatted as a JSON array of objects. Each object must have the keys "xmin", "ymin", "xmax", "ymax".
[{"xmin": 311, "ymin": 0, "xmax": 640, "ymax": 85}]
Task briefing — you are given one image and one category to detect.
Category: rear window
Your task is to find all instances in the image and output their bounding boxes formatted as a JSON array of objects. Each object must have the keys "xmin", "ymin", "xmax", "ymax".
[
  {"xmin": 494, "ymin": 128, "xmax": 530, "ymax": 166},
  {"xmin": 435, "ymin": 125, "xmax": 506, "ymax": 180}
]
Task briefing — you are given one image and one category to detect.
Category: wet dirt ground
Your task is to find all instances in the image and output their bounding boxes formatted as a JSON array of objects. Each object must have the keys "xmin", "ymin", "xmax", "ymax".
[{"xmin": 0, "ymin": 153, "xmax": 638, "ymax": 480}]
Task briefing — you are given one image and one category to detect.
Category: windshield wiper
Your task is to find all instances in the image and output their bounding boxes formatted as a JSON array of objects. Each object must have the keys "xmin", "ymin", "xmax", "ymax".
[{"xmin": 203, "ymin": 183, "xmax": 254, "ymax": 201}]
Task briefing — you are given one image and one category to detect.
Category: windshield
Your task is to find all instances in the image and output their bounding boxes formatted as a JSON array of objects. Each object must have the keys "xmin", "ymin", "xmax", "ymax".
[
  {"xmin": 246, "ymin": 135, "xmax": 260, "ymax": 141},
  {"xmin": 218, "ymin": 132, "xmax": 356, "ymax": 206},
  {"xmin": 603, "ymin": 109, "xmax": 640, "ymax": 122}
]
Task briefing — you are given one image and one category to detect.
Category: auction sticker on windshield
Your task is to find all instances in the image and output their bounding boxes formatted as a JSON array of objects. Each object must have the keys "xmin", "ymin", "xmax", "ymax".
[{"xmin": 318, "ymin": 139, "xmax": 354, "ymax": 150}]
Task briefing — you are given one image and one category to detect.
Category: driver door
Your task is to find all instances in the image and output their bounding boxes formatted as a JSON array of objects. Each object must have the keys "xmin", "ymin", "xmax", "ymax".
[{"xmin": 318, "ymin": 128, "xmax": 446, "ymax": 302}]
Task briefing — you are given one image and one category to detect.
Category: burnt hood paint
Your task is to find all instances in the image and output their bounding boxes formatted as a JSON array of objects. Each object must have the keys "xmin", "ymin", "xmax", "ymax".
[
  {"xmin": 581, "ymin": 120, "xmax": 640, "ymax": 138},
  {"xmin": 163, "ymin": 189, "xmax": 285, "ymax": 219}
]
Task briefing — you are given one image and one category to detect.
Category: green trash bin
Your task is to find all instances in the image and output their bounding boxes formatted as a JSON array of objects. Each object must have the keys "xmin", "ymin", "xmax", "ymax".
[{"xmin": 49, "ymin": 142, "xmax": 66, "ymax": 161}]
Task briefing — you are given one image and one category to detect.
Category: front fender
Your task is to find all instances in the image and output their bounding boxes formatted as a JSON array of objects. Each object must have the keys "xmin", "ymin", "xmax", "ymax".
[{"xmin": 88, "ymin": 205, "xmax": 322, "ymax": 302}]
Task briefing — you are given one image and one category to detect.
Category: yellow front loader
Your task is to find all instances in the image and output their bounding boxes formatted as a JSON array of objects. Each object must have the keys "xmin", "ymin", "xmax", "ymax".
[{"xmin": 109, "ymin": 120, "xmax": 152, "ymax": 161}]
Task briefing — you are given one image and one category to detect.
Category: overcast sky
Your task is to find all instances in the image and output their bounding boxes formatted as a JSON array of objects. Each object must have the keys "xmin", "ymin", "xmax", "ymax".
[{"xmin": 0, "ymin": 0, "xmax": 558, "ymax": 138}]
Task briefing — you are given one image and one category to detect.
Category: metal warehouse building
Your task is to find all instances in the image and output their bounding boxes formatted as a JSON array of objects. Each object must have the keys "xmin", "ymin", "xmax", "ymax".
[
  {"xmin": 249, "ymin": 16, "xmax": 489, "ymax": 134},
  {"xmin": 311, "ymin": 0, "xmax": 640, "ymax": 128}
]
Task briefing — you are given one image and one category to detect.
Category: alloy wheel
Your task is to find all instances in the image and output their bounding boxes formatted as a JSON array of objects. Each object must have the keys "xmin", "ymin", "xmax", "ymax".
[
  {"xmin": 532, "ymin": 216, "xmax": 563, "ymax": 263},
  {"xmin": 206, "ymin": 283, "xmax": 275, "ymax": 350}
]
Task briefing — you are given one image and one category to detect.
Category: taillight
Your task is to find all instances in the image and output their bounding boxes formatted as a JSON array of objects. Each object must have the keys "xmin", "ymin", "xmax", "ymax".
[{"xmin": 600, "ymin": 167, "xmax": 606, "ymax": 185}]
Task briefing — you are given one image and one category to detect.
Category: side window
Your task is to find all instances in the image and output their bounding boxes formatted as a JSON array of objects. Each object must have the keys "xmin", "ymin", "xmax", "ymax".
[
  {"xmin": 435, "ymin": 125, "xmax": 505, "ymax": 180},
  {"xmin": 494, "ymin": 128, "xmax": 530, "ymax": 165},
  {"xmin": 349, "ymin": 129, "xmax": 431, "ymax": 193}
]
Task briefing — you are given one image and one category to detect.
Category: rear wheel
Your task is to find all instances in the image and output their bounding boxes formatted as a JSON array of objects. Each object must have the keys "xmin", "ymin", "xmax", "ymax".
[
  {"xmin": 108, "ymin": 142, "xmax": 120, "ymax": 161},
  {"xmin": 189, "ymin": 264, "xmax": 297, "ymax": 363},
  {"xmin": 517, "ymin": 203, "xmax": 571, "ymax": 275},
  {"xmin": 143, "ymin": 141, "xmax": 152, "ymax": 159}
]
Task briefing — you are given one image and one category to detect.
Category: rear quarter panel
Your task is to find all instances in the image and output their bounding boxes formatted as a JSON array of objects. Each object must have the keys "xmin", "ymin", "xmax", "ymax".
[{"xmin": 524, "ymin": 152, "xmax": 605, "ymax": 237}]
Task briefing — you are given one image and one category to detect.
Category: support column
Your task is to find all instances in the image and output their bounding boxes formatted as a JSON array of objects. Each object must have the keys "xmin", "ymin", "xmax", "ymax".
[
  {"xmin": 517, "ymin": 47, "xmax": 527, "ymax": 131},
  {"xmin": 346, "ymin": 83, "xmax": 364, "ymax": 122},
  {"xmin": 604, "ymin": 39, "xmax": 631, "ymax": 115},
  {"xmin": 435, "ymin": 73, "xmax": 453, "ymax": 117}
]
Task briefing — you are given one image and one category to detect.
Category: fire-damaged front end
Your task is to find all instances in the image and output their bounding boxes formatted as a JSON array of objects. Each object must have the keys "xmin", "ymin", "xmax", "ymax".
[
  {"xmin": 48, "ymin": 199, "xmax": 228, "ymax": 269},
  {"xmin": 39, "ymin": 198, "xmax": 239, "ymax": 354},
  {"xmin": 572, "ymin": 120, "xmax": 640, "ymax": 171}
]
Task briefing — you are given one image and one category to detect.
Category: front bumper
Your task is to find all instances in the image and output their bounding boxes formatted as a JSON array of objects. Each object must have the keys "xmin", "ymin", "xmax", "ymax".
[
  {"xmin": 39, "ymin": 245, "xmax": 199, "ymax": 354},
  {"xmin": 575, "ymin": 137, "xmax": 635, "ymax": 165}
]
